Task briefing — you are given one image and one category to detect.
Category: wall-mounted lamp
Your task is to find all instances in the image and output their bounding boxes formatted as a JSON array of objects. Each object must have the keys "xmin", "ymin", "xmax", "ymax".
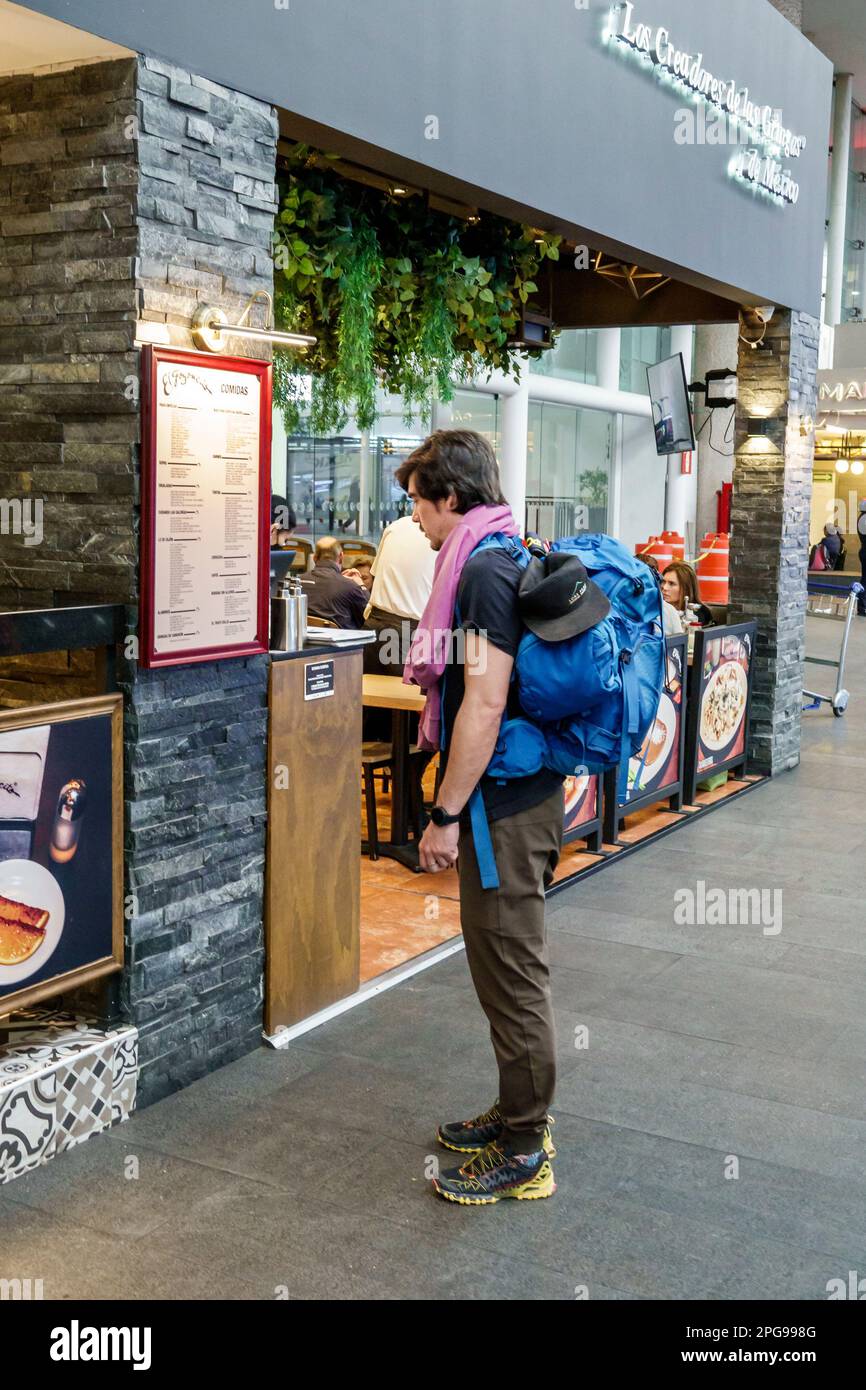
[
  {"xmin": 192, "ymin": 291, "xmax": 317, "ymax": 355},
  {"xmin": 851, "ymin": 459, "xmax": 865, "ymax": 475},
  {"xmin": 836, "ymin": 458, "xmax": 851, "ymax": 474},
  {"xmin": 746, "ymin": 416, "xmax": 773, "ymax": 436}
]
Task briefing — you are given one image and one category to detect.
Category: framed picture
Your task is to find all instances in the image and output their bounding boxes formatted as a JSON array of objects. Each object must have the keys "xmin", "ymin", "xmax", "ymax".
[
  {"xmin": 0, "ymin": 694, "xmax": 123, "ymax": 1014},
  {"xmin": 603, "ymin": 634, "xmax": 689, "ymax": 842},
  {"xmin": 684, "ymin": 621, "xmax": 757, "ymax": 803},
  {"xmin": 140, "ymin": 345, "xmax": 272, "ymax": 669}
]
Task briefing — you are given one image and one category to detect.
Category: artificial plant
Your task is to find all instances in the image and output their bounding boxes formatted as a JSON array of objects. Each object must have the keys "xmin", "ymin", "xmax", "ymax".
[{"xmin": 272, "ymin": 143, "xmax": 561, "ymax": 434}]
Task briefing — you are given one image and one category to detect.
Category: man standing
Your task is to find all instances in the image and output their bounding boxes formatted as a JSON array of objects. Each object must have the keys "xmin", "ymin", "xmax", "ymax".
[
  {"xmin": 364, "ymin": 512, "xmax": 436, "ymax": 675},
  {"xmin": 301, "ymin": 536, "xmax": 368, "ymax": 629},
  {"xmin": 858, "ymin": 501, "xmax": 866, "ymax": 616},
  {"xmin": 397, "ymin": 430, "xmax": 565, "ymax": 1206}
]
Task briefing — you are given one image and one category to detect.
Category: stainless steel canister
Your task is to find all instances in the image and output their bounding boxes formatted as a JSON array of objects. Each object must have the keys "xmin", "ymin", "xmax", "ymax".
[{"xmin": 270, "ymin": 577, "xmax": 307, "ymax": 652}]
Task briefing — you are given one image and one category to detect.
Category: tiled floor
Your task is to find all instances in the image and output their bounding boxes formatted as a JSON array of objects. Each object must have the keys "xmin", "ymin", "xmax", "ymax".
[
  {"xmin": 2, "ymin": 612, "xmax": 864, "ymax": 1299},
  {"xmin": 360, "ymin": 757, "xmax": 461, "ymax": 980}
]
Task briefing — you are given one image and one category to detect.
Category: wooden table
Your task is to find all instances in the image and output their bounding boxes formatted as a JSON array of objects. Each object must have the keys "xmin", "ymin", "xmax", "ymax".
[{"xmin": 362, "ymin": 674, "xmax": 427, "ymax": 871}]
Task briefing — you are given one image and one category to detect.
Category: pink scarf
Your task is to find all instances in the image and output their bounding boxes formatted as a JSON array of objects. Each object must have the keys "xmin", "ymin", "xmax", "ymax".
[{"xmin": 403, "ymin": 504, "xmax": 519, "ymax": 750}]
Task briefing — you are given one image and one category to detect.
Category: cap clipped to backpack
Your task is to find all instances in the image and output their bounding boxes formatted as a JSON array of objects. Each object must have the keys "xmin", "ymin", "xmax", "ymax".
[{"xmin": 518, "ymin": 551, "xmax": 611, "ymax": 642}]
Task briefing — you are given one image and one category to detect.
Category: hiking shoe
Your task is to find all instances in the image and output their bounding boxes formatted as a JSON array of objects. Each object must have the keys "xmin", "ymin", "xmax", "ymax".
[
  {"xmin": 437, "ymin": 1102, "xmax": 556, "ymax": 1158},
  {"xmin": 432, "ymin": 1139, "xmax": 556, "ymax": 1205}
]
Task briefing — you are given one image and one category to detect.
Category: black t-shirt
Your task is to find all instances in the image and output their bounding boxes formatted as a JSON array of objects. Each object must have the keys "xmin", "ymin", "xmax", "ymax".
[{"xmin": 440, "ymin": 548, "xmax": 564, "ymax": 825}]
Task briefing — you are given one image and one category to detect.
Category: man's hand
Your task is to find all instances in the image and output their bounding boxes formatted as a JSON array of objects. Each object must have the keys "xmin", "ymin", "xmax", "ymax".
[{"xmin": 418, "ymin": 820, "xmax": 459, "ymax": 873}]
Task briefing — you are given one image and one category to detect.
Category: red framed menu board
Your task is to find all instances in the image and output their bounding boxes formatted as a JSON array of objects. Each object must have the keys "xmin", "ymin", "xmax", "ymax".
[{"xmin": 140, "ymin": 346, "xmax": 272, "ymax": 669}]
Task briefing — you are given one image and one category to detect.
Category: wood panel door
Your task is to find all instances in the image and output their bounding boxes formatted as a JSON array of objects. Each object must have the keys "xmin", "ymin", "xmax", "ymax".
[{"xmin": 266, "ymin": 652, "xmax": 362, "ymax": 1032}]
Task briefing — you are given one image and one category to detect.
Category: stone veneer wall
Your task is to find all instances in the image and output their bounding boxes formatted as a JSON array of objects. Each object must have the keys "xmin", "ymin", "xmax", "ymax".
[
  {"xmin": 0, "ymin": 57, "xmax": 139, "ymax": 609},
  {"xmin": 0, "ymin": 55, "xmax": 278, "ymax": 1105},
  {"xmin": 729, "ymin": 310, "xmax": 819, "ymax": 774},
  {"xmin": 123, "ymin": 55, "xmax": 277, "ymax": 1104}
]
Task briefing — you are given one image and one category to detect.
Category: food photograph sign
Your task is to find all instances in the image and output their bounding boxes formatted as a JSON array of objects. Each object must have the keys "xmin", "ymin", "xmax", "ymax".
[
  {"xmin": 0, "ymin": 696, "xmax": 123, "ymax": 1014},
  {"xmin": 686, "ymin": 623, "xmax": 757, "ymax": 800},
  {"xmin": 140, "ymin": 346, "xmax": 272, "ymax": 669},
  {"xmin": 623, "ymin": 636, "xmax": 686, "ymax": 806},
  {"xmin": 562, "ymin": 773, "xmax": 601, "ymax": 845}
]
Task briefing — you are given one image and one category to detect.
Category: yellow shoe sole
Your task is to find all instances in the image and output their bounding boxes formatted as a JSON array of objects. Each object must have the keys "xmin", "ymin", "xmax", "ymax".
[{"xmin": 432, "ymin": 1161, "xmax": 557, "ymax": 1205}]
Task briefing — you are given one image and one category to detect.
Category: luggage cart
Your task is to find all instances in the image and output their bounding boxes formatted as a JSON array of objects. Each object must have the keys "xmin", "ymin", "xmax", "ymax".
[{"xmin": 803, "ymin": 582, "xmax": 863, "ymax": 716}]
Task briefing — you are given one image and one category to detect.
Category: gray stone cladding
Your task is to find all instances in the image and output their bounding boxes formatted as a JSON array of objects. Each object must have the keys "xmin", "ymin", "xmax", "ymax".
[
  {"xmin": 0, "ymin": 55, "xmax": 278, "ymax": 1104},
  {"xmin": 729, "ymin": 310, "xmax": 819, "ymax": 775},
  {"xmin": 127, "ymin": 56, "xmax": 276, "ymax": 1103},
  {"xmin": 0, "ymin": 58, "xmax": 140, "ymax": 610}
]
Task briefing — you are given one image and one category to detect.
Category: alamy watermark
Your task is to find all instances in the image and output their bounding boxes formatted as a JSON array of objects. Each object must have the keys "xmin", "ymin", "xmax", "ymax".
[
  {"xmin": 674, "ymin": 879, "xmax": 782, "ymax": 937},
  {"xmin": 0, "ymin": 497, "xmax": 43, "ymax": 547}
]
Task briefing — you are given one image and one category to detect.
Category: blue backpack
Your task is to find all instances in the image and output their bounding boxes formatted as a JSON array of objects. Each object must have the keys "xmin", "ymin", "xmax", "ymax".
[{"xmin": 454, "ymin": 533, "xmax": 665, "ymax": 888}]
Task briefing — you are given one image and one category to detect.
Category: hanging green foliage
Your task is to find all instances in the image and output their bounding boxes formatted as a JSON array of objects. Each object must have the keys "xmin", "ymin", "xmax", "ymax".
[{"xmin": 272, "ymin": 143, "xmax": 561, "ymax": 434}]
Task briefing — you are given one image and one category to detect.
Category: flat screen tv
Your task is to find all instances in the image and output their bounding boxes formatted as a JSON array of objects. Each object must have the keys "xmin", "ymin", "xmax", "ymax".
[{"xmin": 647, "ymin": 352, "xmax": 696, "ymax": 456}]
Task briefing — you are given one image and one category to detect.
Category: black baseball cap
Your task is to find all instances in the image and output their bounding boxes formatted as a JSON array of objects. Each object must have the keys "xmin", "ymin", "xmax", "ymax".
[{"xmin": 518, "ymin": 552, "xmax": 610, "ymax": 642}]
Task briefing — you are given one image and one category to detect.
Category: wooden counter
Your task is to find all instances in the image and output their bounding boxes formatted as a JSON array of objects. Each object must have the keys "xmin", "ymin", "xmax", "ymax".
[{"xmin": 265, "ymin": 647, "xmax": 362, "ymax": 1032}]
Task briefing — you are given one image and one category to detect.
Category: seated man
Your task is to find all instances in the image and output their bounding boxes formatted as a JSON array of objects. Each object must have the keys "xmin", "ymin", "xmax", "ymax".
[{"xmin": 300, "ymin": 536, "xmax": 368, "ymax": 628}]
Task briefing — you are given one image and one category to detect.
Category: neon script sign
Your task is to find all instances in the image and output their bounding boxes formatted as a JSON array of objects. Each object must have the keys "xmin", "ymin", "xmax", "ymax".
[{"xmin": 604, "ymin": 1, "xmax": 806, "ymax": 207}]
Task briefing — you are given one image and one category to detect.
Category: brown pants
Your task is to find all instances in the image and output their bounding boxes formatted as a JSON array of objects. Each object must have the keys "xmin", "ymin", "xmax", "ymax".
[{"xmin": 457, "ymin": 786, "xmax": 564, "ymax": 1151}]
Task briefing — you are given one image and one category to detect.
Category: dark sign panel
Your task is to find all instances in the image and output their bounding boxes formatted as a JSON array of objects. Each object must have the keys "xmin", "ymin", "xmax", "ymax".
[
  {"xmin": 0, "ymin": 696, "xmax": 123, "ymax": 1014},
  {"xmin": 304, "ymin": 661, "xmax": 336, "ymax": 701}
]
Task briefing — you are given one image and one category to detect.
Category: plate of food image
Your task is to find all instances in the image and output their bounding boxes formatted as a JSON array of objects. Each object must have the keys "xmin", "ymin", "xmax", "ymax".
[
  {"xmin": 700, "ymin": 660, "xmax": 748, "ymax": 753},
  {"xmin": 629, "ymin": 693, "xmax": 676, "ymax": 793},
  {"xmin": 564, "ymin": 773, "xmax": 591, "ymax": 821},
  {"xmin": 0, "ymin": 860, "xmax": 65, "ymax": 985}
]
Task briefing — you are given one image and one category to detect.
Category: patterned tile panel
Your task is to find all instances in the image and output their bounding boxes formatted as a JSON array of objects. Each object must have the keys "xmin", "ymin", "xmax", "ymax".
[
  {"xmin": 0, "ymin": 1074, "xmax": 57, "ymax": 1184},
  {"xmin": 0, "ymin": 1009, "xmax": 138, "ymax": 1182}
]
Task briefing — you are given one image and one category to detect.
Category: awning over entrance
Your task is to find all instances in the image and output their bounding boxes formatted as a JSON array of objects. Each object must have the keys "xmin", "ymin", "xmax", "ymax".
[{"xmin": 11, "ymin": 0, "xmax": 833, "ymax": 316}]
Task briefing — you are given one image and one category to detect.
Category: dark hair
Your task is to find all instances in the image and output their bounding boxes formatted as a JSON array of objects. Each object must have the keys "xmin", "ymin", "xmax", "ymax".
[
  {"xmin": 394, "ymin": 429, "xmax": 506, "ymax": 514},
  {"xmin": 662, "ymin": 560, "xmax": 700, "ymax": 609}
]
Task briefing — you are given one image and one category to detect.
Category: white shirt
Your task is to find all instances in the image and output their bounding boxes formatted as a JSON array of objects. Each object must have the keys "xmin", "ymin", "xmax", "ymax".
[
  {"xmin": 662, "ymin": 600, "xmax": 685, "ymax": 636},
  {"xmin": 366, "ymin": 515, "xmax": 436, "ymax": 622}
]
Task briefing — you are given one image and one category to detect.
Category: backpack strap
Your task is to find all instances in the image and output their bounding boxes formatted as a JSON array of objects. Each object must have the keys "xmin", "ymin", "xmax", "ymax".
[
  {"xmin": 439, "ymin": 532, "xmax": 527, "ymax": 892},
  {"xmin": 468, "ymin": 786, "xmax": 499, "ymax": 889},
  {"xmin": 616, "ymin": 643, "xmax": 644, "ymax": 802}
]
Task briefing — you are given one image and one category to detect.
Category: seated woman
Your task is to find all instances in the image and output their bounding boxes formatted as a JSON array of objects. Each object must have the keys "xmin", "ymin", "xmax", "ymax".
[
  {"xmin": 661, "ymin": 560, "xmax": 714, "ymax": 627},
  {"xmin": 640, "ymin": 555, "xmax": 685, "ymax": 635}
]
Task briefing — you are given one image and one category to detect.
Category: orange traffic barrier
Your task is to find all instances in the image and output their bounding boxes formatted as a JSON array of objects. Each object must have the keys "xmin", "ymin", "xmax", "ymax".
[{"xmin": 696, "ymin": 531, "xmax": 729, "ymax": 604}]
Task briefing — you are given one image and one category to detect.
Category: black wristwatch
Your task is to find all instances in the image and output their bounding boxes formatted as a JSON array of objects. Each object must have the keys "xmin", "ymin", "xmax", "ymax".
[{"xmin": 430, "ymin": 805, "xmax": 461, "ymax": 827}]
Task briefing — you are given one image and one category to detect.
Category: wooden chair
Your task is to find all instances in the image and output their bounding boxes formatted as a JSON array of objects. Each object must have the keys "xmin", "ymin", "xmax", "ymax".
[
  {"xmin": 284, "ymin": 536, "xmax": 313, "ymax": 572},
  {"xmin": 340, "ymin": 539, "xmax": 377, "ymax": 567},
  {"xmin": 306, "ymin": 615, "xmax": 339, "ymax": 629}
]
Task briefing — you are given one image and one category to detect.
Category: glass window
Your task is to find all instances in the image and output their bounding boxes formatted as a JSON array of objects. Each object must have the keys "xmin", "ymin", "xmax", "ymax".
[
  {"xmin": 275, "ymin": 384, "xmax": 426, "ymax": 543},
  {"xmin": 525, "ymin": 401, "xmax": 614, "ymax": 541},
  {"xmin": 530, "ymin": 329, "xmax": 599, "ymax": 385},
  {"xmin": 619, "ymin": 325, "xmax": 673, "ymax": 392},
  {"xmin": 450, "ymin": 390, "xmax": 500, "ymax": 452}
]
